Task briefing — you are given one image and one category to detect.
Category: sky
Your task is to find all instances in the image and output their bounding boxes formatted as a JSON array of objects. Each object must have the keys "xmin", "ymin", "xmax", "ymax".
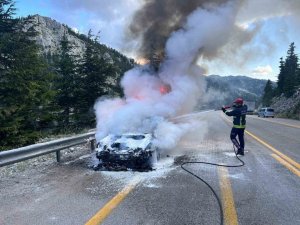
[{"xmin": 15, "ymin": 0, "xmax": 300, "ymax": 81}]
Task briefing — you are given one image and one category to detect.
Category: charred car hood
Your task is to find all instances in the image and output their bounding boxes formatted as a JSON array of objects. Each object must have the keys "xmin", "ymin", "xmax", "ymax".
[{"xmin": 96, "ymin": 133, "xmax": 153, "ymax": 153}]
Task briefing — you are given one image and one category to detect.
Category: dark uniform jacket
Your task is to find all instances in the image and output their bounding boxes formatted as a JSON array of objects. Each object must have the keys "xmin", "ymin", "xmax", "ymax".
[{"xmin": 224, "ymin": 105, "xmax": 247, "ymax": 128}]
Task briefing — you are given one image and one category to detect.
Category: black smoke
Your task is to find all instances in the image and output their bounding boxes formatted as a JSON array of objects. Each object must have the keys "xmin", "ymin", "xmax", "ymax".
[{"xmin": 128, "ymin": 0, "xmax": 231, "ymax": 62}]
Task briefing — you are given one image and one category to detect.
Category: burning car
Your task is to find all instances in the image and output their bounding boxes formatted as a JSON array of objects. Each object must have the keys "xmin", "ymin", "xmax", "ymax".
[{"xmin": 95, "ymin": 133, "xmax": 159, "ymax": 171}]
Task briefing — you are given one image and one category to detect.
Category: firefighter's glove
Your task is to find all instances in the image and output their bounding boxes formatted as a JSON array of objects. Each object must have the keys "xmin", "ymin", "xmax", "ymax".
[{"xmin": 222, "ymin": 107, "xmax": 226, "ymax": 113}]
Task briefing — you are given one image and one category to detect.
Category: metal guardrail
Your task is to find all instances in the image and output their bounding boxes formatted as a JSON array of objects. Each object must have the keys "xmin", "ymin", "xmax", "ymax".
[{"xmin": 0, "ymin": 132, "xmax": 96, "ymax": 167}]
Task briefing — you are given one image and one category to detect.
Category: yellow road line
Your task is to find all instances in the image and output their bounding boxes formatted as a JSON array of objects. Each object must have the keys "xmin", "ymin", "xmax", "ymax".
[
  {"xmin": 271, "ymin": 154, "xmax": 300, "ymax": 177},
  {"xmin": 85, "ymin": 176, "xmax": 141, "ymax": 225},
  {"xmin": 249, "ymin": 116, "xmax": 300, "ymax": 129},
  {"xmin": 218, "ymin": 167, "xmax": 239, "ymax": 225},
  {"xmin": 245, "ymin": 130, "xmax": 300, "ymax": 170}
]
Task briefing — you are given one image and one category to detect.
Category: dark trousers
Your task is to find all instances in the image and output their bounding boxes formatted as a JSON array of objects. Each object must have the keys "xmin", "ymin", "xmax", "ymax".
[{"xmin": 230, "ymin": 128, "xmax": 245, "ymax": 151}]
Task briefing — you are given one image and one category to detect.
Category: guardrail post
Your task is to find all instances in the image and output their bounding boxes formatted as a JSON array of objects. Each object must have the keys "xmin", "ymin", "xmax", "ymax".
[
  {"xmin": 56, "ymin": 150, "xmax": 61, "ymax": 162},
  {"xmin": 90, "ymin": 139, "xmax": 96, "ymax": 151}
]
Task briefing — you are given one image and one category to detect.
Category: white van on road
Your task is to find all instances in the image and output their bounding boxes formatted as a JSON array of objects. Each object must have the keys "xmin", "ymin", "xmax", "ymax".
[{"xmin": 258, "ymin": 107, "xmax": 275, "ymax": 118}]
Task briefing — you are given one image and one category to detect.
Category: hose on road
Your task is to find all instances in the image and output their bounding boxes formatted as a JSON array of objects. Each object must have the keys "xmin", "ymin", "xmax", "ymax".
[{"xmin": 181, "ymin": 145, "xmax": 245, "ymax": 225}]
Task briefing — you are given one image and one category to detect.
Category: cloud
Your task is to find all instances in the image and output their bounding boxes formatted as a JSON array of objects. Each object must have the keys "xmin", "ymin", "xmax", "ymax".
[
  {"xmin": 237, "ymin": 0, "xmax": 300, "ymax": 25},
  {"xmin": 47, "ymin": 0, "xmax": 142, "ymax": 49},
  {"xmin": 49, "ymin": 0, "xmax": 141, "ymax": 21},
  {"xmin": 252, "ymin": 65, "xmax": 273, "ymax": 76},
  {"xmin": 195, "ymin": 0, "xmax": 300, "ymax": 78}
]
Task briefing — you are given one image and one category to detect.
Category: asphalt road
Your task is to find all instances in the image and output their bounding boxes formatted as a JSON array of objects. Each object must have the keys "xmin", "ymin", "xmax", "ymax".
[{"xmin": 0, "ymin": 111, "xmax": 299, "ymax": 225}]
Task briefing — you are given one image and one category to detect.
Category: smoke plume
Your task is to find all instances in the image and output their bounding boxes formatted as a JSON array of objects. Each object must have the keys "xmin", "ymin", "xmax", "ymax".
[
  {"xmin": 127, "ymin": 0, "xmax": 233, "ymax": 60},
  {"xmin": 95, "ymin": 1, "xmax": 238, "ymax": 149}
]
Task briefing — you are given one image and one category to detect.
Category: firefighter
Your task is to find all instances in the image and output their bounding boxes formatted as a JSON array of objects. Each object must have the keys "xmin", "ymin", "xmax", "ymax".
[{"xmin": 222, "ymin": 98, "xmax": 247, "ymax": 155}]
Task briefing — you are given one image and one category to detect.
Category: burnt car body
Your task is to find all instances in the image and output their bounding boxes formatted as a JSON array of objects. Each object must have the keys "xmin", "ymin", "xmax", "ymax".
[{"xmin": 95, "ymin": 133, "xmax": 159, "ymax": 171}]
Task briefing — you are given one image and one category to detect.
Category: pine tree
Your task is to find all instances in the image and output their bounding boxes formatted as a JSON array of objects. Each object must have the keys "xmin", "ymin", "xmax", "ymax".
[
  {"xmin": 76, "ymin": 30, "xmax": 117, "ymax": 127},
  {"xmin": 0, "ymin": 1, "xmax": 55, "ymax": 150},
  {"xmin": 54, "ymin": 33, "xmax": 79, "ymax": 128},
  {"xmin": 283, "ymin": 42, "xmax": 298, "ymax": 97},
  {"xmin": 276, "ymin": 43, "xmax": 299, "ymax": 97},
  {"xmin": 276, "ymin": 57, "xmax": 285, "ymax": 95},
  {"xmin": 262, "ymin": 80, "xmax": 273, "ymax": 106},
  {"xmin": 0, "ymin": 0, "xmax": 16, "ymax": 32},
  {"xmin": 0, "ymin": 0, "xmax": 17, "ymax": 74}
]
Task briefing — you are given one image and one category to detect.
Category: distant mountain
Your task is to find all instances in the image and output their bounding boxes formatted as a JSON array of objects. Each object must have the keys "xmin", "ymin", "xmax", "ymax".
[
  {"xmin": 24, "ymin": 14, "xmax": 134, "ymax": 72},
  {"xmin": 200, "ymin": 75, "xmax": 270, "ymax": 109}
]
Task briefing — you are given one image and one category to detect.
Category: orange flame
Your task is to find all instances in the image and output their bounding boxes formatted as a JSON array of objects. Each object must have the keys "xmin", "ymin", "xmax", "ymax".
[{"xmin": 160, "ymin": 84, "xmax": 171, "ymax": 95}]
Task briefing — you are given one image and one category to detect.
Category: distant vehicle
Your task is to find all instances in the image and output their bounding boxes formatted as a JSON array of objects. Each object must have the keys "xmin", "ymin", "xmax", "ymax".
[
  {"xmin": 95, "ymin": 133, "xmax": 159, "ymax": 171},
  {"xmin": 258, "ymin": 107, "xmax": 275, "ymax": 118}
]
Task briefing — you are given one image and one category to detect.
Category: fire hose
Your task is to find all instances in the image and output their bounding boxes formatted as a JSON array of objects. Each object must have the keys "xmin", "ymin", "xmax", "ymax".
[{"xmin": 181, "ymin": 145, "xmax": 245, "ymax": 225}]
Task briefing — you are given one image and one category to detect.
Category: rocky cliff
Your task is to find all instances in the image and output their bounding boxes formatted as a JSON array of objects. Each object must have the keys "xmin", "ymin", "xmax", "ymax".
[
  {"xmin": 24, "ymin": 15, "xmax": 133, "ymax": 67},
  {"xmin": 24, "ymin": 15, "xmax": 85, "ymax": 56}
]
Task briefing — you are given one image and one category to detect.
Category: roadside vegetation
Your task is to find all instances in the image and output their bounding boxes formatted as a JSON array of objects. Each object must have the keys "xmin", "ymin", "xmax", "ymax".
[
  {"xmin": 0, "ymin": 0, "xmax": 134, "ymax": 150},
  {"xmin": 262, "ymin": 43, "xmax": 300, "ymax": 120}
]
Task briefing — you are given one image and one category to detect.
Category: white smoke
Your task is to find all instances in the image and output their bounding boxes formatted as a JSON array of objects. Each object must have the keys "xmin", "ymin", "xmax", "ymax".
[{"xmin": 94, "ymin": 2, "xmax": 237, "ymax": 149}]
